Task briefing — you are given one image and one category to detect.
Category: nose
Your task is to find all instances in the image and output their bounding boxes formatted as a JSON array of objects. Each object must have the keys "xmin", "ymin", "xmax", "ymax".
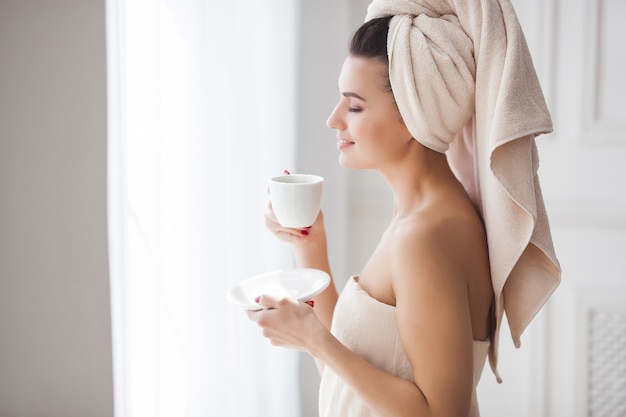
[{"xmin": 326, "ymin": 101, "xmax": 344, "ymax": 130}]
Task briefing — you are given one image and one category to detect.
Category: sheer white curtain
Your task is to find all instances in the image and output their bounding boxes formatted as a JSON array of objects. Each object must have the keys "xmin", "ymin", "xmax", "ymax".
[{"xmin": 106, "ymin": 1, "xmax": 301, "ymax": 416}]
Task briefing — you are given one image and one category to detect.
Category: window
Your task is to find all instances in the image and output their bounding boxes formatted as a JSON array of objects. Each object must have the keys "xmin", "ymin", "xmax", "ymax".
[{"xmin": 106, "ymin": 1, "xmax": 301, "ymax": 415}]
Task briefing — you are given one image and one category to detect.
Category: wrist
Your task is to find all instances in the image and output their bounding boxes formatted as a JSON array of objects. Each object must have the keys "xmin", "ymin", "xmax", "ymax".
[
  {"xmin": 307, "ymin": 323, "xmax": 336, "ymax": 361},
  {"xmin": 294, "ymin": 232, "xmax": 329, "ymax": 266}
]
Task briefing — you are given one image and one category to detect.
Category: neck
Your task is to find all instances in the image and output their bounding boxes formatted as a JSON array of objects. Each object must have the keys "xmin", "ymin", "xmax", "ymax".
[{"xmin": 379, "ymin": 140, "xmax": 461, "ymax": 219}]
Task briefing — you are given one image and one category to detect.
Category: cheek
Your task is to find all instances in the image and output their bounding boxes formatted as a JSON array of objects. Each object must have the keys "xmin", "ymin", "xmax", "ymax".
[
  {"xmin": 351, "ymin": 118, "xmax": 385, "ymax": 143},
  {"xmin": 394, "ymin": 123, "xmax": 413, "ymax": 143}
]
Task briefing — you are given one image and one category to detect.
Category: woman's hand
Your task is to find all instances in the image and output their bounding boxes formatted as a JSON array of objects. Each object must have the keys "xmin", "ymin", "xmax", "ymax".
[
  {"xmin": 264, "ymin": 202, "xmax": 326, "ymax": 248},
  {"xmin": 246, "ymin": 295, "xmax": 328, "ymax": 352}
]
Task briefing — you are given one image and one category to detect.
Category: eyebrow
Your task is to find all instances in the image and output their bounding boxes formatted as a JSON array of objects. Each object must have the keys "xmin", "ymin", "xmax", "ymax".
[{"xmin": 341, "ymin": 91, "xmax": 366, "ymax": 102}]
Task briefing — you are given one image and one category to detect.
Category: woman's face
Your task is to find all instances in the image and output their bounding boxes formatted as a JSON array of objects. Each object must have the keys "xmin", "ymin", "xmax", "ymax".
[{"xmin": 327, "ymin": 55, "xmax": 413, "ymax": 170}]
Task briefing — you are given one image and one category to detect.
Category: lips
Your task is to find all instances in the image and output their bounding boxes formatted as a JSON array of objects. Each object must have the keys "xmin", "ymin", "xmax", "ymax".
[
  {"xmin": 337, "ymin": 139, "xmax": 354, "ymax": 151},
  {"xmin": 336, "ymin": 137, "xmax": 354, "ymax": 150},
  {"xmin": 337, "ymin": 136, "xmax": 355, "ymax": 145}
]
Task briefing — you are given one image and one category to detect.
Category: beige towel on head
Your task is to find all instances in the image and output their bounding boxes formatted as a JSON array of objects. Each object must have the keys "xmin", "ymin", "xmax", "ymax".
[{"xmin": 365, "ymin": 0, "xmax": 561, "ymax": 382}]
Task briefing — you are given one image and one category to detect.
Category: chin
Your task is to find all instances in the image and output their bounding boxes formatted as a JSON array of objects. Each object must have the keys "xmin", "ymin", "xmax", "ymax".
[
  {"xmin": 338, "ymin": 155, "xmax": 368, "ymax": 170},
  {"xmin": 338, "ymin": 154, "xmax": 355, "ymax": 169}
]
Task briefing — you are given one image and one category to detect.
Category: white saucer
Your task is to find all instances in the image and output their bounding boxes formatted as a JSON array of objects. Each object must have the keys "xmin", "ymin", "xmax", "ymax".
[{"xmin": 227, "ymin": 268, "xmax": 330, "ymax": 310}]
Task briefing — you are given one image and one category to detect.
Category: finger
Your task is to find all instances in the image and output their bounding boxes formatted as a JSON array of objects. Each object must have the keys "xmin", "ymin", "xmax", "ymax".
[
  {"xmin": 264, "ymin": 214, "xmax": 308, "ymax": 241},
  {"xmin": 246, "ymin": 308, "xmax": 262, "ymax": 322},
  {"xmin": 264, "ymin": 202, "xmax": 278, "ymax": 224},
  {"xmin": 255, "ymin": 294, "xmax": 293, "ymax": 310}
]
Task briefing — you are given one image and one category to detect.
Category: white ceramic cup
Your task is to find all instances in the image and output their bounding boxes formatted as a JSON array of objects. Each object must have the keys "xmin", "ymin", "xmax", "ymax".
[{"xmin": 269, "ymin": 174, "xmax": 323, "ymax": 228}]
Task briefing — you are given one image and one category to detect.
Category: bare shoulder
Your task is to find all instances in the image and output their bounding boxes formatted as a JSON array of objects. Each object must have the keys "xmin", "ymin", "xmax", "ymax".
[
  {"xmin": 390, "ymin": 197, "xmax": 492, "ymax": 340},
  {"xmin": 390, "ymin": 203, "xmax": 487, "ymax": 279}
]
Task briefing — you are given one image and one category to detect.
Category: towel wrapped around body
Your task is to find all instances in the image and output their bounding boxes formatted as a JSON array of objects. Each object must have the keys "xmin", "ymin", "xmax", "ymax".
[{"xmin": 365, "ymin": 0, "xmax": 561, "ymax": 381}]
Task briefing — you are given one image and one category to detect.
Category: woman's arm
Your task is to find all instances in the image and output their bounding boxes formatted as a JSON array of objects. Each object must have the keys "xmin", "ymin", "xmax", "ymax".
[
  {"xmin": 389, "ymin": 219, "xmax": 476, "ymax": 417},
  {"xmin": 315, "ymin": 223, "xmax": 474, "ymax": 417},
  {"xmin": 264, "ymin": 206, "xmax": 338, "ymax": 331},
  {"xmin": 253, "ymin": 216, "xmax": 477, "ymax": 417}
]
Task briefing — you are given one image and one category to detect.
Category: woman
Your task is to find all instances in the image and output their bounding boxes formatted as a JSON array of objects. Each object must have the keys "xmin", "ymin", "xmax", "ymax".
[
  {"xmin": 249, "ymin": 1, "xmax": 560, "ymax": 416},
  {"xmin": 251, "ymin": 16, "xmax": 491, "ymax": 417}
]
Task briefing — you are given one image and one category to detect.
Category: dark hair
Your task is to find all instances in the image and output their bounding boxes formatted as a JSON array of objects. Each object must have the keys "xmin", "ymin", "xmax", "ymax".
[{"xmin": 349, "ymin": 16, "xmax": 393, "ymax": 92}]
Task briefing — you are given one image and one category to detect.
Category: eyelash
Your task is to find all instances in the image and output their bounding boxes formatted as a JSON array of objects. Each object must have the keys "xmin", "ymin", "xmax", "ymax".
[{"xmin": 348, "ymin": 107, "xmax": 362, "ymax": 113}]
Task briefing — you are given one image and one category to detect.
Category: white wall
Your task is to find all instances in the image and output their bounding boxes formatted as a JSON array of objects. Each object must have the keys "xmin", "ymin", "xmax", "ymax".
[{"xmin": 0, "ymin": 1, "xmax": 114, "ymax": 416}]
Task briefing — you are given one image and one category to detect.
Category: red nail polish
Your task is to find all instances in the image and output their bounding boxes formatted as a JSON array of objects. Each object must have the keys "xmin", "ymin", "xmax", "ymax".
[
  {"xmin": 254, "ymin": 296, "xmax": 260, "ymax": 303},
  {"xmin": 305, "ymin": 300, "xmax": 315, "ymax": 308},
  {"xmin": 300, "ymin": 230, "xmax": 309, "ymax": 236}
]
